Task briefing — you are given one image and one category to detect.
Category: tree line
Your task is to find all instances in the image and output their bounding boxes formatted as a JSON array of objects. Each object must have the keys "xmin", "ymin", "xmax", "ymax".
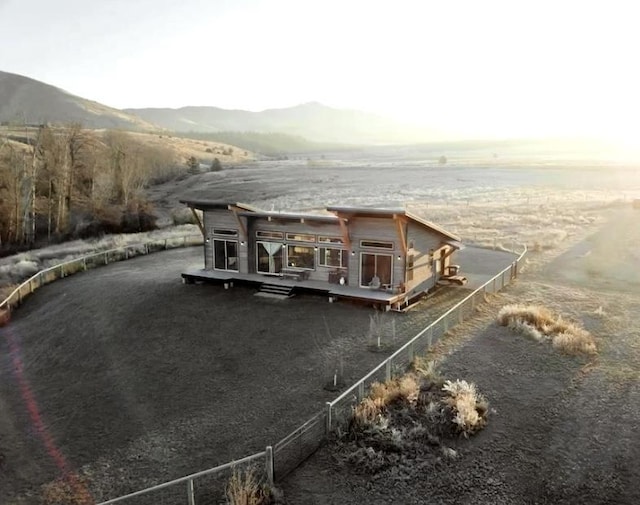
[{"xmin": 0, "ymin": 125, "xmax": 177, "ymax": 251}]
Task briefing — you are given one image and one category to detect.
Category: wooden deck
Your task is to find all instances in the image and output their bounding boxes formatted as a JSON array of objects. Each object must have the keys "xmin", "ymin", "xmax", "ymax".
[{"xmin": 181, "ymin": 268, "xmax": 407, "ymax": 306}]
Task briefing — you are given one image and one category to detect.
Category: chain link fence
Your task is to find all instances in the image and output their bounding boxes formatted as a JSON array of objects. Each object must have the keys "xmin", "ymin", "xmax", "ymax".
[
  {"xmin": 0, "ymin": 235, "xmax": 203, "ymax": 315},
  {"xmin": 3, "ymin": 239, "xmax": 525, "ymax": 505}
]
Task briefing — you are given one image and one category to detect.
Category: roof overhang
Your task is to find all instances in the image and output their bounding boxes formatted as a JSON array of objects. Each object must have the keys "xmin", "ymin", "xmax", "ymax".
[
  {"xmin": 178, "ymin": 200, "xmax": 260, "ymax": 212},
  {"xmin": 236, "ymin": 210, "xmax": 339, "ymax": 224}
]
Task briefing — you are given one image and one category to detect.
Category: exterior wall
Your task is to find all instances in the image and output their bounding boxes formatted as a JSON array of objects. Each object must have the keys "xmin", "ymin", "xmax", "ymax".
[
  {"xmin": 246, "ymin": 217, "xmax": 344, "ymax": 282},
  {"xmin": 346, "ymin": 217, "xmax": 404, "ymax": 288},
  {"xmin": 202, "ymin": 209, "xmax": 248, "ymax": 272},
  {"xmin": 199, "ymin": 208, "xmax": 458, "ymax": 295}
]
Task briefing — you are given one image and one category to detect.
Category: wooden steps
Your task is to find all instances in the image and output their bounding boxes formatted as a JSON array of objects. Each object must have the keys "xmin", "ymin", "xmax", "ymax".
[{"xmin": 255, "ymin": 283, "xmax": 295, "ymax": 299}]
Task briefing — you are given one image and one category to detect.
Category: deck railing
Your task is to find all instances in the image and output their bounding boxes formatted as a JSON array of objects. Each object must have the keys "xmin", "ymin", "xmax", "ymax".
[
  {"xmin": 0, "ymin": 235, "xmax": 203, "ymax": 315},
  {"xmin": 2, "ymin": 241, "xmax": 526, "ymax": 504}
]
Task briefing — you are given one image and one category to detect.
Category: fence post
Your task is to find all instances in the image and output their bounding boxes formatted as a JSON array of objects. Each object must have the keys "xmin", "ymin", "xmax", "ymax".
[
  {"xmin": 186, "ymin": 478, "xmax": 195, "ymax": 505},
  {"xmin": 83, "ymin": 258, "xmax": 87, "ymax": 271},
  {"xmin": 443, "ymin": 314, "xmax": 448, "ymax": 334},
  {"xmin": 60, "ymin": 265, "xmax": 65, "ymax": 278},
  {"xmin": 145, "ymin": 243, "xmax": 149, "ymax": 255},
  {"xmin": 265, "ymin": 446, "xmax": 274, "ymax": 486},
  {"xmin": 428, "ymin": 325, "xmax": 433, "ymax": 347},
  {"xmin": 458, "ymin": 306, "xmax": 463, "ymax": 324},
  {"xmin": 492, "ymin": 277, "xmax": 496, "ymax": 293},
  {"xmin": 164, "ymin": 239, "xmax": 167, "ymax": 250},
  {"xmin": 325, "ymin": 402, "xmax": 332, "ymax": 434},
  {"xmin": 184, "ymin": 236, "xmax": 187, "ymax": 247},
  {"xmin": 104, "ymin": 252, "xmax": 108, "ymax": 265},
  {"xmin": 408, "ymin": 341, "xmax": 415, "ymax": 363},
  {"xmin": 357, "ymin": 381, "xmax": 365, "ymax": 401},
  {"xmin": 385, "ymin": 359, "xmax": 392, "ymax": 381}
]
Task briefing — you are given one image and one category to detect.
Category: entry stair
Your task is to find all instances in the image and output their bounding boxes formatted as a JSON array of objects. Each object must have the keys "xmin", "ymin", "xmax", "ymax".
[{"xmin": 255, "ymin": 283, "xmax": 295, "ymax": 299}]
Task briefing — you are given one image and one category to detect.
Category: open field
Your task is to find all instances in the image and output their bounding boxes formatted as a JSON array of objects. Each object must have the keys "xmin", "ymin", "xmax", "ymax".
[{"xmin": 1, "ymin": 150, "xmax": 639, "ymax": 503}]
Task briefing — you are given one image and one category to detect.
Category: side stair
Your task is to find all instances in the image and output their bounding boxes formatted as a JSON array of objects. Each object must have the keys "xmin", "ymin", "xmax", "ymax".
[{"xmin": 255, "ymin": 283, "xmax": 295, "ymax": 299}]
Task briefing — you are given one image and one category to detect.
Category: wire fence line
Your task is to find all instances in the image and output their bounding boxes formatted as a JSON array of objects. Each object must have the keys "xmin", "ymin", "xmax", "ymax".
[
  {"xmin": 0, "ymin": 234, "xmax": 203, "ymax": 315},
  {"xmin": 2, "ymin": 238, "xmax": 525, "ymax": 505}
]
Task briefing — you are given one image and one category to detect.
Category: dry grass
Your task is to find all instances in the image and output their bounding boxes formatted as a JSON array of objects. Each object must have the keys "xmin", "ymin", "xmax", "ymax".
[
  {"xmin": 41, "ymin": 474, "xmax": 93, "ymax": 505},
  {"xmin": 497, "ymin": 304, "xmax": 597, "ymax": 355},
  {"xmin": 0, "ymin": 307, "xmax": 9, "ymax": 327},
  {"xmin": 225, "ymin": 467, "xmax": 269, "ymax": 505},
  {"xmin": 442, "ymin": 379, "xmax": 489, "ymax": 435},
  {"xmin": 352, "ymin": 374, "xmax": 420, "ymax": 428}
]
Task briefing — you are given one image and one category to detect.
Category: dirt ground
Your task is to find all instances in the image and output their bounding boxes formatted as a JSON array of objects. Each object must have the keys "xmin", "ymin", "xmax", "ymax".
[
  {"xmin": 281, "ymin": 207, "xmax": 640, "ymax": 504},
  {"xmin": 0, "ymin": 246, "xmax": 503, "ymax": 504}
]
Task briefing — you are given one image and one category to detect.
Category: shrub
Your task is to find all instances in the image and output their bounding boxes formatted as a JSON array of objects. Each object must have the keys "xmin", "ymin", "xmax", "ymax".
[
  {"xmin": 497, "ymin": 304, "xmax": 597, "ymax": 356},
  {"xmin": 442, "ymin": 379, "xmax": 489, "ymax": 436}
]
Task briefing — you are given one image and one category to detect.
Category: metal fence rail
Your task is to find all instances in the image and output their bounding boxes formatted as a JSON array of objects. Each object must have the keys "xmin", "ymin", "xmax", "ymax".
[
  {"xmin": 326, "ymin": 246, "xmax": 526, "ymax": 432},
  {"xmin": 2, "ymin": 240, "xmax": 525, "ymax": 505},
  {"xmin": 0, "ymin": 234, "xmax": 203, "ymax": 315}
]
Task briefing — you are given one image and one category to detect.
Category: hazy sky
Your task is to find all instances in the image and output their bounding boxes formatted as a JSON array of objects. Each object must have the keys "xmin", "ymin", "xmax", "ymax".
[{"xmin": 0, "ymin": 0, "xmax": 638, "ymax": 143}]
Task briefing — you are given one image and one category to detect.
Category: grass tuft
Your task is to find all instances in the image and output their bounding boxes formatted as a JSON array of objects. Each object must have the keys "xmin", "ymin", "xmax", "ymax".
[
  {"xmin": 497, "ymin": 304, "xmax": 597, "ymax": 356},
  {"xmin": 226, "ymin": 467, "xmax": 270, "ymax": 505}
]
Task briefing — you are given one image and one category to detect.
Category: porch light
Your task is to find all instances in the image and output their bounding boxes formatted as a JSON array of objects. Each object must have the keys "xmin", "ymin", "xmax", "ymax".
[
  {"xmin": 240, "ymin": 240, "xmax": 246, "ymax": 246},
  {"xmin": 351, "ymin": 251, "xmax": 355, "ymax": 256},
  {"xmin": 397, "ymin": 254, "xmax": 402, "ymax": 260},
  {"xmin": 205, "ymin": 237, "xmax": 210, "ymax": 243}
]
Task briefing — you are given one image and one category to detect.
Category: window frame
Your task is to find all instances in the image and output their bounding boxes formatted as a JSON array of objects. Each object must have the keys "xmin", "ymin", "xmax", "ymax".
[
  {"xmin": 318, "ymin": 247, "xmax": 348, "ymax": 269},
  {"xmin": 360, "ymin": 239, "xmax": 394, "ymax": 250}
]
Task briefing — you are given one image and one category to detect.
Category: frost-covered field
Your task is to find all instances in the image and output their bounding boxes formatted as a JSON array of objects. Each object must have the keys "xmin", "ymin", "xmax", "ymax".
[{"xmin": 3, "ymin": 147, "xmax": 639, "ymax": 293}]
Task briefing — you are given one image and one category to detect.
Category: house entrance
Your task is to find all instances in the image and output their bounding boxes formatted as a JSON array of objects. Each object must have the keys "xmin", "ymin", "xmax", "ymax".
[
  {"xmin": 256, "ymin": 241, "xmax": 283, "ymax": 274},
  {"xmin": 360, "ymin": 253, "xmax": 392, "ymax": 288},
  {"xmin": 213, "ymin": 239, "xmax": 238, "ymax": 271}
]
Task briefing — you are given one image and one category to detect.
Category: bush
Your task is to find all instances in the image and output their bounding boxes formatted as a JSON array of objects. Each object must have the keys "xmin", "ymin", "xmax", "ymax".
[{"xmin": 497, "ymin": 304, "xmax": 597, "ymax": 355}]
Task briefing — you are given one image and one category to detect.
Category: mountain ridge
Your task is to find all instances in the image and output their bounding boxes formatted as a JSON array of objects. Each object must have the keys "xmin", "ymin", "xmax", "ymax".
[{"xmin": 0, "ymin": 70, "xmax": 157, "ymax": 130}]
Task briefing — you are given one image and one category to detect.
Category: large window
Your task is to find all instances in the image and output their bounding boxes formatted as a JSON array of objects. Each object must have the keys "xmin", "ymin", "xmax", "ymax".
[
  {"xmin": 360, "ymin": 253, "xmax": 392, "ymax": 287},
  {"xmin": 319, "ymin": 247, "xmax": 348, "ymax": 268},
  {"xmin": 214, "ymin": 240, "xmax": 238, "ymax": 271},
  {"xmin": 287, "ymin": 245, "xmax": 315, "ymax": 270}
]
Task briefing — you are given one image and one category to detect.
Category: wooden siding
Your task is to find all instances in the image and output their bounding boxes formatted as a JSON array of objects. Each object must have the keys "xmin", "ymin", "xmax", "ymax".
[
  {"xmin": 202, "ymin": 209, "xmax": 248, "ymax": 272},
  {"xmin": 347, "ymin": 217, "xmax": 403, "ymax": 288},
  {"xmin": 404, "ymin": 223, "xmax": 459, "ymax": 296}
]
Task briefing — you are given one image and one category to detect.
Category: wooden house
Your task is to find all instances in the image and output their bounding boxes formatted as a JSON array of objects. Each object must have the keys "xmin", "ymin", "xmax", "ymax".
[{"xmin": 180, "ymin": 200, "xmax": 462, "ymax": 309}]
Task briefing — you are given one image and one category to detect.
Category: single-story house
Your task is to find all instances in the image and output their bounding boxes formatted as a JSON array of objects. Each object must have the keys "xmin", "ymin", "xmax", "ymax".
[{"xmin": 179, "ymin": 200, "xmax": 462, "ymax": 309}]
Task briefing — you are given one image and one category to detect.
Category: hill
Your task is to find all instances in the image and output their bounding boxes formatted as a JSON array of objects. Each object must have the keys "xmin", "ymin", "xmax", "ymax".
[
  {"xmin": 0, "ymin": 70, "xmax": 157, "ymax": 130},
  {"xmin": 126, "ymin": 102, "xmax": 437, "ymax": 145}
]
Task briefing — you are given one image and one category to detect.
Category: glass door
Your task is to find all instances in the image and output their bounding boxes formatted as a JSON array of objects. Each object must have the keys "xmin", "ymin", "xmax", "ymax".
[
  {"xmin": 256, "ymin": 241, "xmax": 283, "ymax": 274},
  {"xmin": 360, "ymin": 253, "xmax": 392, "ymax": 288},
  {"xmin": 213, "ymin": 240, "xmax": 239, "ymax": 271}
]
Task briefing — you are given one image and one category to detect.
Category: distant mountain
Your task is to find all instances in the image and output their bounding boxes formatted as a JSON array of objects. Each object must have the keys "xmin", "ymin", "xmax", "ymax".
[
  {"xmin": 0, "ymin": 70, "xmax": 156, "ymax": 130},
  {"xmin": 125, "ymin": 102, "xmax": 437, "ymax": 145}
]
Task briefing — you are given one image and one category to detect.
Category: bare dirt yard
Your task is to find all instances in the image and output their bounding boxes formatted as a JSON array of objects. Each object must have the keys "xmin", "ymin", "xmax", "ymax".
[
  {"xmin": 281, "ymin": 206, "xmax": 640, "ymax": 504},
  {"xmin": 0, "ymin": 246, "xmax": 492, "ymax": 504}
]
